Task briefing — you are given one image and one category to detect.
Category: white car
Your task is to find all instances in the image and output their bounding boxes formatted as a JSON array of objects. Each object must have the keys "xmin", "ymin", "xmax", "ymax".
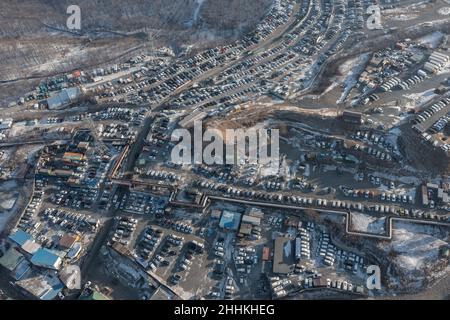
[
  {"xmin": 215, "ymin": 251, "xmax": 224, "ymax": 257},
  {"xmin": 342, "ymin": 281, "xmax": 348, "ymax": 291}
]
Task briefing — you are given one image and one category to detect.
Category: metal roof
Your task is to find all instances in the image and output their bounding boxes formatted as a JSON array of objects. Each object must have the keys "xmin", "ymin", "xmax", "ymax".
[
  {"xmin": 9, "ymin": 229, "xmax": 33, "ymax": 247},
  {"xmin": 0, "ymin": 248, "xmax": 25, "ymax": 271},
  {"xmin": 16, "ymin": 273, "xmax": 64, "ymax": 300},
  {"xmin": 219, "ymin": 210, "xmax": 241, "ymax": 231},
  {"xmin": 30, "ymin": 248, "xmax": 62, "ymax": 270},
  {"xmin": 273, "ymin": 236, "xmax": 295, "ymax": 274}
]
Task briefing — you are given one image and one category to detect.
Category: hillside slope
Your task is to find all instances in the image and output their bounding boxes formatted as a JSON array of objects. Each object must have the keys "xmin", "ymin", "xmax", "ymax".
[{"xmin": 0, "ymin": 0, "xmax": 272, "ymax": 86}]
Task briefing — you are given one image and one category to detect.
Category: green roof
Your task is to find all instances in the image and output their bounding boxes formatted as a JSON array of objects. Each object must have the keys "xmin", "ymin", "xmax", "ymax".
[
  {"xmin": 92, "ymin": 291, "xmax": 110, "ymax": 300},
  {"xmin": 80, "ymin": 289, "xmax": 111, "ymax": 300}
]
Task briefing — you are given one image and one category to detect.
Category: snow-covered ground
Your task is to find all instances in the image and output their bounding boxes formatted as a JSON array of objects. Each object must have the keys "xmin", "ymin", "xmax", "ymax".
[
  {"xmin": 351, "ymin": 212, "xmax": 386, "ymax": 234},
  {"xmin": 381, "ymin": 222, "xmax": 449, "ymax": 290},
  {"xmin": 437, "ymin": 7, "xmax": 450, "ymax": 16},
  {"xmin": 403, "ymin": 89, "xmax": 439, "ymax": 109},
  {"xmin": 387, "ymin": 223, "xmax": 446, "ymax": 270},
  {"xmin": 337, "ymin": 53, "xmax": 371, "ymax": 104},
  {"xmin": 417, "ymin": 31, "xmax": 445, "ymax": 49},
  {"xmin": 185, "ymin": 0, "xmax": 207, "ymax": 27},
  {"xmin": 0, "ymin": 186, "xmax": 20, "ymax": 233}
]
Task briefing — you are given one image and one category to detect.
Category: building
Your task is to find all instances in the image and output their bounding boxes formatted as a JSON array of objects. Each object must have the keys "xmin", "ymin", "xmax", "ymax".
[
  {"xmin": 67, "ymin": 242, "xmax": 83, "ymax": 260},
  {"xmin": 16, "ymin": 272, "xmax": 64, "ymax": 300},
  {"xmin": 0, "ymin": 248, "xmax": 25, "ymax": 273},
  {"xmin": 426, "ymin": 182, "xmax": 450, "ymax": 205},
  {"xmin": 211, "ymin": 209, "xmax": 222, "ymax": 219},
  {"xmin": 9, "ymin": 230, "xmax": 33, "ymax": 247},
  {"xmin": 30, "ymin": 248, "xmax": 63, "ymax": 270},
  {"xmin": 273, "ymin": 236, "xmax": 294, "ymax": 274},
  {"xmin": 21, "ymin": 240, "xmax": 41, "ymax": 255},
  {"xmin": 342, "ymin": 111, "xmax": 362, "ymax": 125},
  {"xmin": 51, "ymin": 169, "xmax": 75, "ymax": 178},
  {"xmin": 0, "ymin": 248, "xmax": 31, "ymax": 281},
  {"xmin": 238, "ymin": 222, "xmax": 252, "ymax": 237},
  {"xmin": 62, "ymin": 152, "xmax": 85, "ymax": 163},
  {"xmin": 241, "ymin": 214, "xmax": 261, "ymax": 226},
  {"xmin": 247, "ymin": 207, "xmax": 264, "ymax": 219},
  {"xmin": 219, "ymin": 210, "xmax": 242, "ymax": 231},
  {"xmin": 59, "ymin": 265, "xmax": 81, "ymax": 290},
  {"xmin": 46, "ymin": 87, "xmax": 81, "ymax": 110},
  {"xmin": 59, "ymin": 234, "xmax": 79, "ymax": 250},
  {"xmin": 8, "ymin": 230, "xmax": 42, "ymax": 256}
]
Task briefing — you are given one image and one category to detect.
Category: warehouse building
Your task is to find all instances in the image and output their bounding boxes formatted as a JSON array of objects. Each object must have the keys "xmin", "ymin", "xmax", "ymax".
[
  {"xmin": 273, "ymin": 236, "xmax": 295, "ymax": 274},
  {"xmin": 30, "ymin": 248, "xmax": 63, "ymax": 270},
  {"xmin": 46, "ymin": 87, "xmax": 81, "ymax": 110}
]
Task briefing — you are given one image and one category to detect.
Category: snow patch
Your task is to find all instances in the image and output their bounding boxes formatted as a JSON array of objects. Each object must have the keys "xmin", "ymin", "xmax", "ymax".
[
  {"xmin": 417, "ymin": 31, "xmax": 445, "ymax": 49},
  {"xmin": 351, "ymin": 212, "xmax": 386, "ymax": 234}
]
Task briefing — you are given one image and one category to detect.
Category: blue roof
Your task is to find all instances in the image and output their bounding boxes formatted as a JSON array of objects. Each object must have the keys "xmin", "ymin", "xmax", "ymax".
[
  {"xmin": 31, "ymin": 248, "xmax": 61, "ymax": 270},
  {"xmin": 219, "ymin": 211, "xmax": 241, "ymax": 231},
  {"xmin": 9, "ymin": 230, "xmax": 33, "ymax": 246},
  {"xmin": 40, "ymin": 281, "xmax": 64, "ymax": 300}
]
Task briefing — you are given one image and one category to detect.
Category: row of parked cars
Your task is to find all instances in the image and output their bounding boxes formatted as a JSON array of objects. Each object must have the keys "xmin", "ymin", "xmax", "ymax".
[
  {"xmin": 160, "ymin": 219, "xmax": 194, "ymax": 234},
  {"xmin": 430, "ymin": 112, "xmax": 450, "ymax": 134},
  {"xmin": 124, "ymin": 0, "xmax": 295, "ymax": 106},
  {"xmin": 170, "ymin": 240, "xmax": 205, "ymax": 285},
  {"xmin": 318, "ymin": 232, "xmax": 335, "ymax": 266},
  {"xmin": 136, "ymin": 225, "xmax": 163, "ymax": 261},
  {"xmin": 17, "ymin": 194, "xmax": 43, "ymax": 231},
  {"xmin": 413, "ymin": 98, "xmax": 450, "ymax": 125},
  {"xmin": 396, "ymin": 74, "xmax": 427, "ymax": 91},
  {"xmin": 42, "ymin": 208, "xmax": 99, "ymax": 233},
  {"xmin": 145, "ymin": 169, "xmax": 181, "ymax": 181},
  {"xmin": 380, "ymin": 192, "xmax": 413, "ymax": 204},
  {"xmin": 270, "ymin": 276, "xmax": 292, "ymax": 299},
  {"xmin": 234, "ymin": 246, "xmax": 258, "ymax": 273},
  {"xmin": 111, "ymin": 217, "xmax": 138, "ymax": 246}
]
